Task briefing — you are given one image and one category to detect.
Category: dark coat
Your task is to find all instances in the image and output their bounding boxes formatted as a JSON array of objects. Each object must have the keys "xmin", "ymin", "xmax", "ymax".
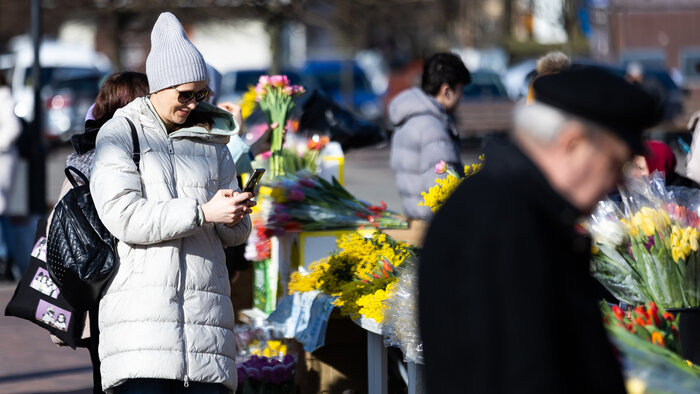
[{"xmin": 418, "ymin": 138, "xmax": 626, "ymax": 394}]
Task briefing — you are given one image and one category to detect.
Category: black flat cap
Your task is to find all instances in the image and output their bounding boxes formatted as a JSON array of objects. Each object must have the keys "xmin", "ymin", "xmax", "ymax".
[{"xmin": 532, "ymin": 65, "xmax": 662, "ymax": 153}]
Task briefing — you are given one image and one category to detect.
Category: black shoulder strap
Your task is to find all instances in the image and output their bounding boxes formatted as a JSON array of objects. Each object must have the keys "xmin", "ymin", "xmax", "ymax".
[
  {"xmin": 125, "ymin": 118, "xmax": 141, "ymax": 173},
  {"xmin": 391, "ymin": 110, "xmax": 442, "ymax": 128}
]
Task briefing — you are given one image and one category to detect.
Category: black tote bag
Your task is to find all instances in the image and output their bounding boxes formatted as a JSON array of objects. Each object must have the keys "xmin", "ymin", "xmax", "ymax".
[{"xmin": 4, "ymin": 218, "xmax": 86, "ymax": 349}]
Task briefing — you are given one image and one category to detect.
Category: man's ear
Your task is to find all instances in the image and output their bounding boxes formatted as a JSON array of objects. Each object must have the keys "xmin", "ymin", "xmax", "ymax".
[{"xmin": 439, "ymin": 83, "xmax": 451, "ymax": 97}]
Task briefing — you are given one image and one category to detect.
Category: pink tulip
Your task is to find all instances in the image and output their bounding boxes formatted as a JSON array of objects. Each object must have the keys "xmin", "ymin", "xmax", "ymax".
[
  {"xmin": 255, "ymin": 85, "xmax": 266, "ymax": 101},
  {"xmin": 435, "ymin": 160, "xmax": 447, "ymax": 174},
  {"xmin": 292, "ymin": 85, "xmax": 306, "ymax": 95},
  {"xmin": 260, "ymin": 150, "xmax": 272, "ymax": 159},
  {"xmin": 258, "ymin": 75, "xmax": 271, "ymax": 87},
  {"xmin": 282, "ymin": 86, "xmax": 293, "ymax": 96},
  {"xmin": 270, "ymin": 75, "xmax": 289, "ymax": 88}
]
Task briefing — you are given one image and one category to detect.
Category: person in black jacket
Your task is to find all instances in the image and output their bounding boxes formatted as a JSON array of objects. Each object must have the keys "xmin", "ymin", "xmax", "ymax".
[{"xmin": 419, "ymin": 66, "xmax": 661, "ymax": 393}]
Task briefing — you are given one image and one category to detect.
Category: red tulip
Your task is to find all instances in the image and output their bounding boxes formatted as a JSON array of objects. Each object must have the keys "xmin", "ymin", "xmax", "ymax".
[{"xmin": 612, "ymin": 305, "xmax": 624, "ymax": 321}]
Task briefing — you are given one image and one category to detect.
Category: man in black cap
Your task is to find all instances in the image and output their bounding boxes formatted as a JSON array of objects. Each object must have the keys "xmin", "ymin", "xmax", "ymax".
[{"xmin": 419, "ymin": 66, "xmax": 660, "ymax": 393}]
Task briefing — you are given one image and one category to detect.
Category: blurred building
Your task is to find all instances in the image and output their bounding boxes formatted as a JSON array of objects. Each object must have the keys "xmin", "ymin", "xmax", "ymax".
[{"xmin": 589, "ymin": 0, "xmax": 700, "ymax": 85}]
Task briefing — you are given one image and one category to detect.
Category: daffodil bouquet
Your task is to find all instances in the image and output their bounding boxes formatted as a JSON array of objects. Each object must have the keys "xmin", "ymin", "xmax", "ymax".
[
  {"xmin": 288, "ymin": 232, "xmax": 418, "ymax": 324},
  {"xmin": 589, "ymin": 176, "xmax": 700, "ymax": 308}
]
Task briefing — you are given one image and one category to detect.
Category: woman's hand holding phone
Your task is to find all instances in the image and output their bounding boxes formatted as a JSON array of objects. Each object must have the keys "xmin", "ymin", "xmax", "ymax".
[{"xmin": 201, "ymin": 189, "xmax": 256, "ymax": 227}]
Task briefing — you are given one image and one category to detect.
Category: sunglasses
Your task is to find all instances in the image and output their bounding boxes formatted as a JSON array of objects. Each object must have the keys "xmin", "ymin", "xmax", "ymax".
[{"xmin": 171, "ymin": 85, "xmax": 211, "ymax": 103}]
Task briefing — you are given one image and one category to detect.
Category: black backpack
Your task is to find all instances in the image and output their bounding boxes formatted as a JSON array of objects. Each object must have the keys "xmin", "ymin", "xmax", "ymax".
[{"xmin": 46, "ymin": 118, "xmax": 141, "ymax": 311}]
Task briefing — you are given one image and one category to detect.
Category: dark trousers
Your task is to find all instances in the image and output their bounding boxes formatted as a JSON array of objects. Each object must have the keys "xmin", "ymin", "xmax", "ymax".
[{"xmin": 112, "ymin": 378, "xmax": 229, "ymax": 394}]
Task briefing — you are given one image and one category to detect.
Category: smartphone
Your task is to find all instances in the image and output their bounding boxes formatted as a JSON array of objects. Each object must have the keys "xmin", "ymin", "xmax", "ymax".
[{"xmin": 242, "ymin": 168, "xmax": 265, "ymax": 193}]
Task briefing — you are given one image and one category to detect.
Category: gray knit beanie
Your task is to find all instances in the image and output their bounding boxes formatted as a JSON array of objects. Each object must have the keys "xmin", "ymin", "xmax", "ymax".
[{"xmin": 146, "ymin": 12, "xmax": 208, "ymax": 94}]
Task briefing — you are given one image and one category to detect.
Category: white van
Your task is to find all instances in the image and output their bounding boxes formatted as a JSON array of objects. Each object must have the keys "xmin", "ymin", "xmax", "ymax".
[{"xmin": 0, "ymin": 35, "xmax": 111, "ymax": 123}]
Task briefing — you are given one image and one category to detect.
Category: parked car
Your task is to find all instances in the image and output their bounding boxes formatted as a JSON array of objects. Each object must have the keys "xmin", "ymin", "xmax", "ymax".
[
  {"xmin": 454, "ymin": 69, "xmax": 513, "ymax": 137},
  {"xmin": 502, "ymin": 58, "xmax": 538, "ymax": 101},
  {"xmin": 298, "ymin": 90, "xmax": 386, "ymax": 150},
  {"xmin": 302, "ymin": 60, "xmax": 383, "ymax": 121},
  {"xmin": 42, "ymin": 73, "xmax": 104, "ymax": 141},
  {"xmin": 0, "ymin": 37, "xmax": 110, "ymax": 124}
]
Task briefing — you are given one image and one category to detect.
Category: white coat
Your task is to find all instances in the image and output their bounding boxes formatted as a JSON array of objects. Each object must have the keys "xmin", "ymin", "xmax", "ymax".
[{"xmin": 90, "ymin": 97, "xmax": 250, "ymax": 392}]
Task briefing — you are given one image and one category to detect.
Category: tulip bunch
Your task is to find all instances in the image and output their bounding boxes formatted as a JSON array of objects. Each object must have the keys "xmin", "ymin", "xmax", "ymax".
[
  {"xmin": 601, "ymin": 302, "xmax": 680, "ymax": 355},
  {"xmin": 589, "ymin": 179, "xmax": 700, "ymax": 308},
  {"xmin": 255, "ymin": 75, "xmax": 305, "ymax": 177},
  {"xmin": 264, "ymin": 171, "xmax": 407, "ymax": 235},
  {"xmin": 600, "ymin": 302, "xmax": 700, "ymax": 392},
  {"xmin": 670, "ymin": 225, "xmax": 700, "ymax": 263}
]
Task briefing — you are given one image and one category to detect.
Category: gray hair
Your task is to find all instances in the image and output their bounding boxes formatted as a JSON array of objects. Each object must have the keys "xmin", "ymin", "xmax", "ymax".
[{"xmin": 513, "ymin": 101, "xmax": 603, "ymax": 144}]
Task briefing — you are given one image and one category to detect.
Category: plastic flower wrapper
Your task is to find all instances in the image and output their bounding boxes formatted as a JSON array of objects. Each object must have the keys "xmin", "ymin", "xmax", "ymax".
[
  {"xmin": 589, "ymin": 174, "xmax": 700, "ymax": 308},
  {"xmin": 264, "ymin": 171, "xmax": 407, "ymax": 234},
  {"xmin": 589, "ymin": 199, "xmax": 648, "ymax": 304},
  {"xmin": 382, "ymin": 257, "xmax": 423, "ymax": 364},
  {"xmin": 600, "ymin": 302, "xmax": 700, "ymax": 393}
]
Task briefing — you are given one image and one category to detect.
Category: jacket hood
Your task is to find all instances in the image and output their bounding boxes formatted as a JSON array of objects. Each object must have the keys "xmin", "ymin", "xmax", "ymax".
[
  {"xmin": 388, "ymin": 87, "xmax": 445, "ymax": 126},
  {"xmin": 114, "ymin": 98, "xmax": 240, "ymax": 144}
]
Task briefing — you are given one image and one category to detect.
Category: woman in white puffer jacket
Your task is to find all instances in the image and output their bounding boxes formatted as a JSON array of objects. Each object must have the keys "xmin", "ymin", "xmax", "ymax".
[{"xmin": 90, "ymin": 12, "xmax": 253, "ymax": 393}]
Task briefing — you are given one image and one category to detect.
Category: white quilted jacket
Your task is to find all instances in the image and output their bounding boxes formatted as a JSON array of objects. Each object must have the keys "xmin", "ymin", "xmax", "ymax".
[{"xmin": 90, "ymin": 97, "xmax": 250, "ymax": 392}]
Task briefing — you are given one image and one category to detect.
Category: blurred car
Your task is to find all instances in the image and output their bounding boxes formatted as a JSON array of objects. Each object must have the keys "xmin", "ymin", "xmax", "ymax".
[
  {"xmin": 454, "ymin": 69, "xmax": 513, "ymax": 137},
  {"xmin": 42, "ymin": 73, "xmax": 104, "ymax": 141},
  {"xmin": 218, "ymin": 68, "xmax": 305, "ymax": 104},
  {"xmin": 502, "ymin": 58, "xmax": 537, "ymax": 101},
  {"xmin": 297, "ymin": 90, "xmax": 386, "ymax": 150},
  {"xmin": 302, "ymin": 60, "xmax": 383, "ymax": 121},
  {"xmin": 0, "ymin": 36, "xmax": 110, "ymax": 123}
]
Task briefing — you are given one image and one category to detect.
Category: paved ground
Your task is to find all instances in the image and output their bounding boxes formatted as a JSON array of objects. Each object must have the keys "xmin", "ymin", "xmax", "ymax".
[{"xmin": 0, "ymin": 284, "xmax": 93, "ymax": 394}]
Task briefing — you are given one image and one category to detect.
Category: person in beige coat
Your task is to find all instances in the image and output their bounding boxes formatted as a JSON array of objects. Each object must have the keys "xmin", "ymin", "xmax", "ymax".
[{"xmin": 90, "ymin": 12, "xmax": 253, "ymax": 393}]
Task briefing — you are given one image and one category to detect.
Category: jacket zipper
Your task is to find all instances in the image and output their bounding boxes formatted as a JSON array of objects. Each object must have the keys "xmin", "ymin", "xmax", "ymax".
[{"xmin": 169, "ymin": 137, "xmax": 191, "ymax": 387}]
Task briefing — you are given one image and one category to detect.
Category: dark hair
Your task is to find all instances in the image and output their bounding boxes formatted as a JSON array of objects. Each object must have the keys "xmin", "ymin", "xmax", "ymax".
[
  {"xmin": 421, "ymin": 53, "xmax": 471, "ymax": 96},
  {"xmin": 92, "ymin": 72, "xmax": 149, "ymax": 126}
]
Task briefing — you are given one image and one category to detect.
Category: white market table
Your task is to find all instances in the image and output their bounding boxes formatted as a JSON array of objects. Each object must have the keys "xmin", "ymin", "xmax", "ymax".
[{"xmin": 355, "ymin": 317, "xmax": 424, "ymax": 394}]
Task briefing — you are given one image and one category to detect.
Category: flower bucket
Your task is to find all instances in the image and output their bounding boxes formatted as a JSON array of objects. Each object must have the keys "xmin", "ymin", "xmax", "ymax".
[{"xmin": 669, "ymin": 307, "xmax": 700, "ymax": 364}]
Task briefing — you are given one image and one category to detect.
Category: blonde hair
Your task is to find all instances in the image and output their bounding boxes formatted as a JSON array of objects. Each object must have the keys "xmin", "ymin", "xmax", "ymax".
[
  {"xmin": 527, "ymin": 51, "xmax": 571, "ymax": 104},
  {"xmin": 536, "ymin": 51, "xmax": 571, "ymax": 76}
]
